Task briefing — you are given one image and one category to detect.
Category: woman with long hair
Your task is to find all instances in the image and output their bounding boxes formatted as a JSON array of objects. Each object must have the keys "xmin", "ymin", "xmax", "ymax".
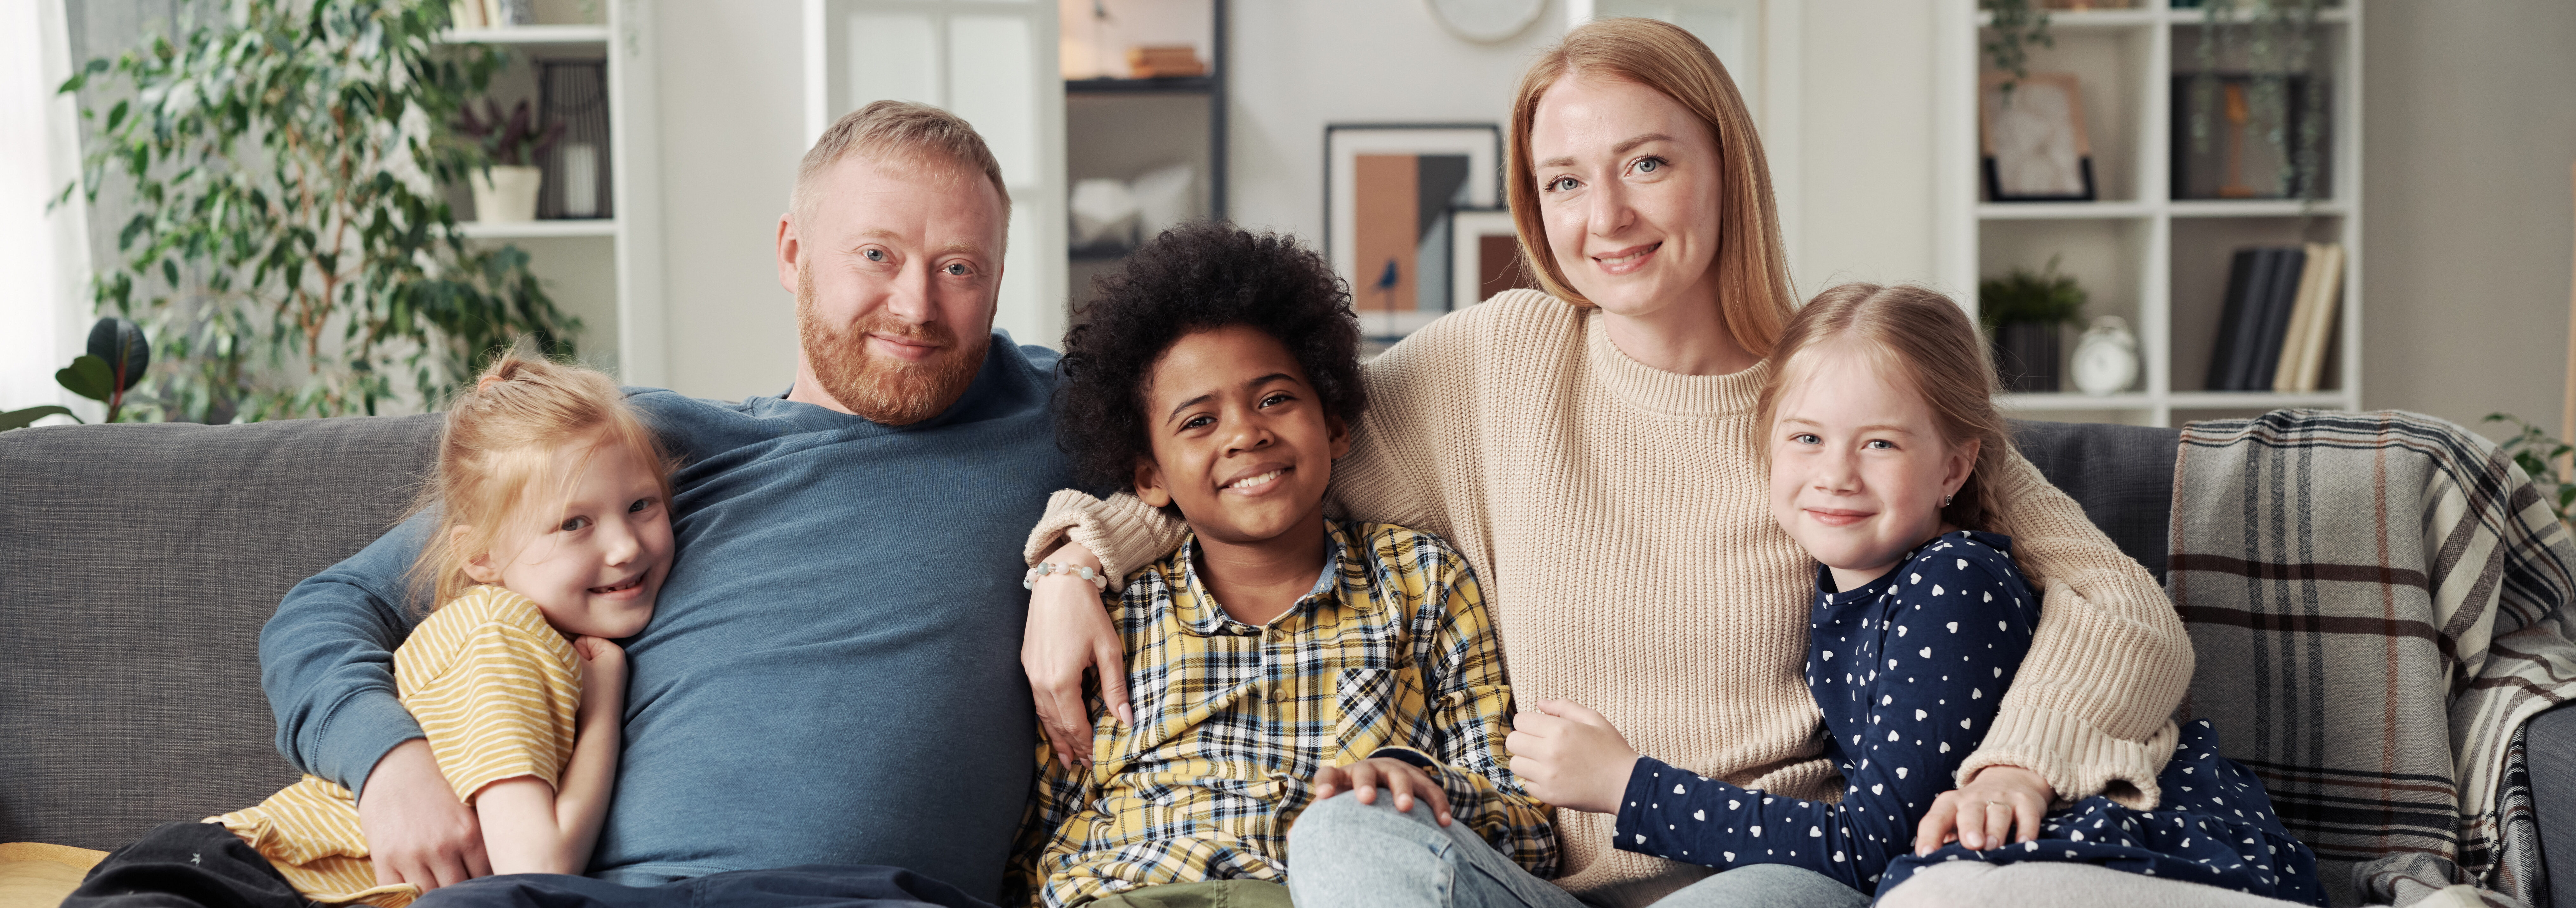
[{"xmin": 1022, "ymin": 18, "xmax": 2191, "ymax": 907}]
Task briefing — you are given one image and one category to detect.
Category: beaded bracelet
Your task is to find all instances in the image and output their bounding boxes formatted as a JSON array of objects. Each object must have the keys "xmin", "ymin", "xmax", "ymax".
[{"xmin": 1023, "ymin": 561, "xmax": 1109, "ymax": 591}]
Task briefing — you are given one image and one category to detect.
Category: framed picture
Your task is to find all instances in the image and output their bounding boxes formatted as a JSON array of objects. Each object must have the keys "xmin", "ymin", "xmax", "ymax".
[
  {"xmin": 2170, "ymin": 73, "xmax": 2328, "ymax": 201},
  {"xmin": 1448, "ymin": 208, "xmax": 1533, "ymax": 311},
  {"xmin": 1324, "ymin": 124, "xmax": 1503, "ymax": 339},
  {"xmin": 1979, "ymin": 71, "xmax": 2096, "ymax": 202}
]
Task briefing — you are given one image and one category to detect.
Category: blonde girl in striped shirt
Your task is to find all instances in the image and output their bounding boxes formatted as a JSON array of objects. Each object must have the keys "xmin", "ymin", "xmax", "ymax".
[{"xmin": 211, "ymin": 350, "xmax": 677, "ymax": 907}]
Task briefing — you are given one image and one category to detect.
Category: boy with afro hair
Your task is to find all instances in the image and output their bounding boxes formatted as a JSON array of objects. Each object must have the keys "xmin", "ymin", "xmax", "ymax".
[{"xmin": 1007, "ymin": 223, "xmax": 1555, "ymax": 907}]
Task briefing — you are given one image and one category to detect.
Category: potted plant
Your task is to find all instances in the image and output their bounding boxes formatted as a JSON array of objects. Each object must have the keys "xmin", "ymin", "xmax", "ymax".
[
  {"xmin": 60, "ymin": 0, "xmax": 578, "ymax": 422},
  {"xmin": 1979, "ymin": 255, "xmax": 2087, "ymax": 393},
  {"xmin": 456, "ymin": 99, "xmax": 564, "ymax": 224}
]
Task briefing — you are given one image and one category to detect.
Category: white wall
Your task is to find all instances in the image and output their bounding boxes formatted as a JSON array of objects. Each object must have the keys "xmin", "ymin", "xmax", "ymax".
[
  {"xmin": 645, "ymin": 0, "xmax": 2576, "ymax": 441},
  {"xmin": 1222, "ymin": 1, "xmax": 1565, "ymax": 239},
  {"xmin": 653, "ymin": 0, "xmax": 809, "ymax": 403},
  {"xmin": 2357, "ymin": 3, "xmax": 2576, "ymax": 441},
  {"xmin": 1787, "ymin": 0, "xmax": 1940, "ymax": 294}
]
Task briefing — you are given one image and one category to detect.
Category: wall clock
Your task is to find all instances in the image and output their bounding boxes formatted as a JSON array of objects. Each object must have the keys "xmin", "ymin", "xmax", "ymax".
[{"xmin": 1426, "ymin": 0, "xmax": 1546, "ymax": 43}]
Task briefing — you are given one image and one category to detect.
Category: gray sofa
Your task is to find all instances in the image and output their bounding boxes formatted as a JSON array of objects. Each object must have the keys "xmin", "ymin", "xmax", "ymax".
[{"xmin": 3, "ymin": 415, "xmax": 2573, "ymax": 907}]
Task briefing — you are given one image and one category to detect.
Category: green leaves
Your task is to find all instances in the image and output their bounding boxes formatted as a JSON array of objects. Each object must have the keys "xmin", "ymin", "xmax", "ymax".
[
  {"xmin": 2486, "ymin": 413, "xmax": 2576, "ymax": 528},
  {"xmin": 0, "ymin": 406, "xmax": 78, "ymax": 431},
  {"xmin": 1978, "ymin": 253, "xmax": 2087, "ymax": 328},
  {"xmin": 56, "ymin": 356, "xmax": 116, "ymax": 403},
  {"xmin": 59, "ymin": 0, "xmax": 574, "ymax": 423},
  {"xmin": 87, "ymin": 316, "xmax": 152, "ymax": 392}
]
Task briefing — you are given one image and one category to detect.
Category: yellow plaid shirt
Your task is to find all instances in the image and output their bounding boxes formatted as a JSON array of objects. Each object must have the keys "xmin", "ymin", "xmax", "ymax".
[{"xmin": 1007, "ymin": 520, "xmax": 1557, "ymax": 907}]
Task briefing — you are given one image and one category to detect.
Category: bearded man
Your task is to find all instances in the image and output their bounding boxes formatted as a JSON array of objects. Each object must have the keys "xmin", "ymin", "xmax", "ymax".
[{"xmin": 64, "ymin": 102, "xmax": 1074, "ymax": 908}]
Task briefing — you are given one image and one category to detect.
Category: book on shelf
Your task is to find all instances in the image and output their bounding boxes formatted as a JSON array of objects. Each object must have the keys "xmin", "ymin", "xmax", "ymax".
[
  {"xmin": 2204, "ymin": 248, "xmax": 2258, "ymax": 392},
  {"xmin": 2244, "ymin": 244, "xmax": 2307, "ymax": 390},
  {"xmin": 2280, "ymin": 243, "xmax": 2345, "ymax": 392},
  {"xmin": 2211, "ymin": 247, "xmax": 2287, "ymax": 391},
  {"xmin": 1126, "ymin": 46, "xmax": 1207, "ymax": 78},
  {"xmin": 2202, "ymin": 242, "xmax": 2344, "ymax": 392},
  {"xmin": 449, "ymin": 0, "xmax": 484, "ymax": 28},
  {"xmin": 2270, "ymin": 243, "xmax": 2326, "ymax": 391}
]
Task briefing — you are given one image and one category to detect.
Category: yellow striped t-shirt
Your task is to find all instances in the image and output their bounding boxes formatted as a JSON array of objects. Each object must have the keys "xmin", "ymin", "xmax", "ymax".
[{"xmin": 208, "ymin": 585, "xmax": 584, "ymax": 907}]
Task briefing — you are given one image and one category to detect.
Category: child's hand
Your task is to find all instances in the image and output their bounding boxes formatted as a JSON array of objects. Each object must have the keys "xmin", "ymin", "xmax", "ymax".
[
  {"xmin": 571, "ymin": 636, "xmax": 626, "ymax": 719},
  {"xmin": 1312, "ymin": 757, "xmax": 1454, "ymax": 826},
  {"xmin": 1912, "ymin": 764, "xmax": 2052, "ymax": 854},
  {"xmin": 1505, "ymin": 698, "xmax": 1638, "ymax": 814}
]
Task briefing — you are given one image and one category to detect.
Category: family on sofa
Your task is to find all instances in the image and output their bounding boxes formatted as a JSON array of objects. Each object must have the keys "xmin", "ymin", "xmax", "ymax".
[{"xmin": 63, "ymin": 18, "xmax": 2327, "ymax": 908}]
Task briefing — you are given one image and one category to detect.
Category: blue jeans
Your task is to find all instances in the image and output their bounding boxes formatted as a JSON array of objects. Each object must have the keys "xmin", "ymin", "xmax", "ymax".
[{"xmin": 1285, "ymin": 790, "xmax": 1869, "ymax": 908}]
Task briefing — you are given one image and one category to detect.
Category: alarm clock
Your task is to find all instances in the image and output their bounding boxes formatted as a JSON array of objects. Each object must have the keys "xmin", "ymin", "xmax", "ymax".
[{"xmin": 2070, "ymin": 315, "xmax": 2139, "ymax": 397}]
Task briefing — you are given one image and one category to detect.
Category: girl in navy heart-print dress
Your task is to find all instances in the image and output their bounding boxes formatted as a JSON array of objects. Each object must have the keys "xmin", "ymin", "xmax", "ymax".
[{"xmin": 1515, "ymin": 283, "xmax": 2325, "ymax": 905}]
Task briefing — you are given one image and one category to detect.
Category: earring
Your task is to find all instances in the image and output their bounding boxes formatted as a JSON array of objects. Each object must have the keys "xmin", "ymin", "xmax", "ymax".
[{"xmin": 1942, "ymin": 493, "xmax": 1954, "ymax": 507}]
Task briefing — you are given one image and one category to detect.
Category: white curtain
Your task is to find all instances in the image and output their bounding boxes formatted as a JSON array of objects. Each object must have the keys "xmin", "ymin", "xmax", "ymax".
[{"xmin": 0, "ymin": 0, "xmax": 91, "ymax": 423}]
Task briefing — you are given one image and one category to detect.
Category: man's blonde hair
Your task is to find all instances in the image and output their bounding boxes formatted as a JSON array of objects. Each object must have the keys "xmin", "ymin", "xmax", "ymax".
[{"xmin": 790, "ymin": 100, "xmax": 1013, "ymax": 223}]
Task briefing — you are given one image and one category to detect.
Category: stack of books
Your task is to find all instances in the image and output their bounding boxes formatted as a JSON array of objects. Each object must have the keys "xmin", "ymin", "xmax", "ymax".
[
  {"xmin": 2204, "ymin": 242, "xmax": 2346, "ymax": 392},
  {"xmin": 1126, "ymin": 46, "xmax": 1208, "ymax": 78}
]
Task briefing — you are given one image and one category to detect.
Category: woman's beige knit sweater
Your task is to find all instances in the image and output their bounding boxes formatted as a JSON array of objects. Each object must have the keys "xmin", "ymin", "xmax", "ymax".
[{"xmin": 1027, "ymin": 290, "xmax": 2193, "ymax": 893}]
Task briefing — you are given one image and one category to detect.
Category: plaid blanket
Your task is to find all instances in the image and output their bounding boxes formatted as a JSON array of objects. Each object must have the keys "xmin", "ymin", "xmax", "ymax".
[{"xmin": 2169, "ymin": 410, "xmax": 2576, "ymax": 908}]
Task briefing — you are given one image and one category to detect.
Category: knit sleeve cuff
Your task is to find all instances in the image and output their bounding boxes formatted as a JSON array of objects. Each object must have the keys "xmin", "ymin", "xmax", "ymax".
[
  {"xmin": 1958, "ymin": 705, "xmax": 2181, "ymax": 810},
  {"xmin": 1024, "ymin": 489, "xmax": 1186, "ymax": 582}
]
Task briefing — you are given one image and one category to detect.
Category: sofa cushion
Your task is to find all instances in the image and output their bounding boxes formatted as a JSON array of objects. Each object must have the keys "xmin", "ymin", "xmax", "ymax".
[
  {"xmin": 0, "ymin": 415, "xmax": 2181, "ymax": 851},
  {"xmin": 0, "ymin": 415, "xmax": 440, "ymax": 849},
  {"xmin": 2009, "ymin": 419, "xmax": 2181, "ymax": 583}
]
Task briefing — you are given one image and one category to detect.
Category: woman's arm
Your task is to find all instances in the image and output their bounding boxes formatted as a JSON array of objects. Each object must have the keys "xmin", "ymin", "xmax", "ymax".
[
  {"xmin": 1958, "ymin": 451, "xmax": 2194, "ymax": 808},
  {"xmin": 472, "ymin": 637, "xmax": 624, "ymax": 875},
  {"xmin": 1020, "ymin": 305, "xmax": 1489, "ymax": 576}
]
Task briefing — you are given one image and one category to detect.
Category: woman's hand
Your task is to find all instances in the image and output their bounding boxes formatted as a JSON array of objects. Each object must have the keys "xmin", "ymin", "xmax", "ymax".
[
  {"xmin": 1504, "ymin": 698, "xmax": 1639, "ymax": 814},
  {"xmin": 1912, "ymin": 764, "xmax": 2053, "ymax": 854},
  {"xmin": 1021, "ymin": 542, "xmax": 1132, "ymax": 768},
  {"xmin": 1313, "ymin": 757, "xmax": 1455, "ymax": 826}
]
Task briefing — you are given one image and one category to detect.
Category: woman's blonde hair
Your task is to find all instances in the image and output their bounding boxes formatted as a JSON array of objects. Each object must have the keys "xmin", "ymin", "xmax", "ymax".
[
  {"xmin": 1506, "ymin": 16, "xmax": 1797, "ymax": 358},
  {"xmin": 407, "ymin": 347, "xmax": 675, "ymax": 610},
  {"xmin": 1757, "ymin": 284, "xmax": 2015, "ymax": 533}
]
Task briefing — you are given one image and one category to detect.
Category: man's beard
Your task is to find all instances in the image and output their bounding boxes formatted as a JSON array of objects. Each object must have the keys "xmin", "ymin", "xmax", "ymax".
[{"xmin": 795, "ymin": 266, "xmax": 988, "ymax": 425}]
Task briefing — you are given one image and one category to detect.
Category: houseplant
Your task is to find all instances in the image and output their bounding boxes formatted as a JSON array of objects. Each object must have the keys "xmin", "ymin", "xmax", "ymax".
[
  {"xmin": 59, "ymin": 0, "xmax": 579, "ymax": 423},
  {"xmin": 455, "ymin": 99, "xmax": 563, "ymax": 224},
  {"xmin": 0, "ymin": 318, "xmax": 155, "ymax": 431},
  {"xmin": 1979, "ymin": 255, "xmax": 2087, "ymax": 393}
]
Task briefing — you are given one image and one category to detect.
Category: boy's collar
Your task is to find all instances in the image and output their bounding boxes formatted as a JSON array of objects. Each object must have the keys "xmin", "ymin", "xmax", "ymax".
[{"xmin": 1170, "ymin": 519, "xmax": 1369, "ymax": 635}]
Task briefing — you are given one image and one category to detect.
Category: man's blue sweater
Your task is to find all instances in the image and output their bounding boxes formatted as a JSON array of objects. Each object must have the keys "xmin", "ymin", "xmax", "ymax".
[{"xmin": 258, "ymin": 336, "xmax": 1074, "ymax": 901}]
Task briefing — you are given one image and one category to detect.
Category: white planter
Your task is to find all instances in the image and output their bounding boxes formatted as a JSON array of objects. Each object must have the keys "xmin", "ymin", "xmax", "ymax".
[{"xmin": 468, "ymin": 165, "xmax": 543, "ymax": 224}]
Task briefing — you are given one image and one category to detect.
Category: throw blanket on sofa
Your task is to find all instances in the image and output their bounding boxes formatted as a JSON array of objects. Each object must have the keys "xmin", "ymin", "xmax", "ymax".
[{"xmin": 2170, "ymin": 411, "xmax": 2576, "ymax": 908}]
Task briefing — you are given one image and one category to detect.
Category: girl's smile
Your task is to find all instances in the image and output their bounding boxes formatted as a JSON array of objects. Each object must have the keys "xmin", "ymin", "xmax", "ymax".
[{"xmin": 1767, "ymin": 337, "xmax": 1979, "ymax": 593}]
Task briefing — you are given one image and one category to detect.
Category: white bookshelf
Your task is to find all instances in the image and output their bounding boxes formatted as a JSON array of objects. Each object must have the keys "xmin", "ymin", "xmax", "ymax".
[
  {"xmin": 1934, "ymin": 1, "xmax": 2363, "ymax": 428},
  {"xmin": 438, "ymin": 0, "xmax": 665, "ymax": 385}
]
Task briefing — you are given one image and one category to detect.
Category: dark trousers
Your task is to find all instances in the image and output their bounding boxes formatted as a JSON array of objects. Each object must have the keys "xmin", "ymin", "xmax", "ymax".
[
  {"xmin": 67, "ymin": 820, "xmax": 995, "ymax": 908},
  {"xmin": 409, "ymin": 866, "xmax": 995, "ymax": 908},
  {"xmin": 65, "ymin": 821, "xmax": 318, "ymax": 908}
]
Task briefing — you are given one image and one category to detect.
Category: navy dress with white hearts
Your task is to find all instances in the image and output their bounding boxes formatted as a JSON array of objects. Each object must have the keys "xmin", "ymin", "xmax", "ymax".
[{"xmin": 1611, "ymin": 530, "xmax": 2324, "ymax": 904}]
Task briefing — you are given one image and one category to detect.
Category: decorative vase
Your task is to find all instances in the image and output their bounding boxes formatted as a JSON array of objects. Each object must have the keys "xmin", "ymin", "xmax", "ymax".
[
  {"xmin": 1991, "ymin": 321, "xmax": 2061, "ymax": 393},
  {"xmin": 469, "ymin": 165, "xmax": 543, "ymax": 224}
]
